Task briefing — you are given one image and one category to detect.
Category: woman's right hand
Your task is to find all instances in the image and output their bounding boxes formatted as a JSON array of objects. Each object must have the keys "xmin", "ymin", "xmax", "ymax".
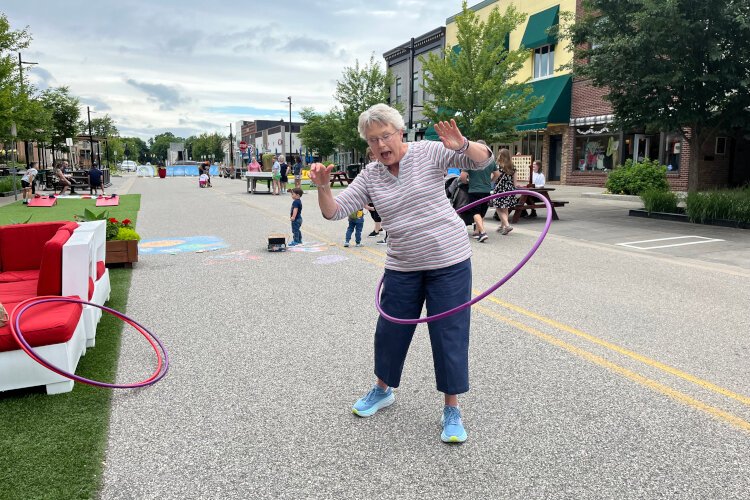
[{"xmin": 308, "ymin": 162, "xmax": 333, "ymax": 185}]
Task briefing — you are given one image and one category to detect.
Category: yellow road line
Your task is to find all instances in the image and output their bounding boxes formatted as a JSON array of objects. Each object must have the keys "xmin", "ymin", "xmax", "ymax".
[
  {"xmin": 481, "ymin": 295, "xmax": 750, "ymax": 407},
  {"xmin": 475, "ymin": 304, "xmax": 750, "ymax": 433},
  {"xmin": 234, "ymin": 195, "xmax": 750, "ymax": 421}
]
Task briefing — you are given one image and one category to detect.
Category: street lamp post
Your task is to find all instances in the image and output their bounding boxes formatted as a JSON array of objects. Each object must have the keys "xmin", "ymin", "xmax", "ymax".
[
  {"xmin": 17, "ymin": 52, "xmax": 38, "ymax": 167},
  {"xmin": 281, "ymin": 97, "xmax": 292, "ymax": 157}
]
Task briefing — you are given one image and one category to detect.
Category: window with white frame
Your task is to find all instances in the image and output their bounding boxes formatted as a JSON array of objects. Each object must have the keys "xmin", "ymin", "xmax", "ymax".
[
  {"xmin": 395, "ymin": 77, "xmax": 402, "ymax": 104},
  {"xmin": 533, "ymin": 45, "xmax": 555, "ymax": 79},
  {"xmin": 412, "ymin": 72, "xmax": 419, "ymax": 106}
]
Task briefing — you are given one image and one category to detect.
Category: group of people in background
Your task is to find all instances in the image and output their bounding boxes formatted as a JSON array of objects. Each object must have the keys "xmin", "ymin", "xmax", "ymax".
[
  {"xmin": 21, "ymin": 160, "xmax": 108, "ymax": 203},
  {"xmin": 267, "ymin": 155, "xmax": 304, "ymax": 195}
]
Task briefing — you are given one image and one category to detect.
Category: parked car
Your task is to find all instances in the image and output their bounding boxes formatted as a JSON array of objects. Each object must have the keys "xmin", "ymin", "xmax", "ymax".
[{"xmin": 120, "ymin": 160, "xmax": 138, "ymax": 172}]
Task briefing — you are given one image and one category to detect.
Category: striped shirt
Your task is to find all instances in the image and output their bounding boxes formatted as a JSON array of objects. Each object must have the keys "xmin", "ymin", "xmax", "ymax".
[{"xmin": 330, "ymin": 140, "xmax": 493, "ymax": 272}]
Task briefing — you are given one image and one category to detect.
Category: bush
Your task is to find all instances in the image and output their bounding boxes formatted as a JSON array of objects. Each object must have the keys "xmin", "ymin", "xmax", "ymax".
[
  {"xmin": 0, "ymin": 175, "xmax": 22, "ymax": 192},
  {"xmin": 641, "ymin": 189, "xmax": 679, "ymax": 213},
  {"xmin": 605, "ymin": 158, "xmax": 670, "ymax": 195},
  {"xmin": 114, "ymin": 227, "xmax": 141, "ymax": 241},
  {"xmin": 685, "ymin": 188, "xmax": 750, "ymax": 224}
]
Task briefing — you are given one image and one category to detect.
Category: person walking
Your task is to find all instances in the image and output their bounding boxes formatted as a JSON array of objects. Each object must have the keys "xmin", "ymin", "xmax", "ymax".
[
  {"xmin": 292, "ymin": 156, "xmax": 303, "ymax": 190},
  {"xmin": 309, "ymin": 103, "xmax": 492, "ymax": 443},
  {"xmin": 460, "ymin": 140, "xmax": 498, "ymax": 242},
  {"xmin": 490, "ymin": 149, "xmax": 517, "ymax": 235},
  {"xmin": 344, "ymin": 208, "xmax": 365, "ymax": 247},
  {"xmin": 279, "ymin": 155, "xmax": 289, "ymax": 193},
  {"xmin": 271, "ymin": 156, "xmax": 281, "ymax": 195}
]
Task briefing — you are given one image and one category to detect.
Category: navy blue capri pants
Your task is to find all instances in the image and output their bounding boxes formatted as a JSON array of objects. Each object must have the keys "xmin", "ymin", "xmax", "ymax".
[{"xmin": 374, "ymin": 258, "xmax": 471, "ymax": 395}]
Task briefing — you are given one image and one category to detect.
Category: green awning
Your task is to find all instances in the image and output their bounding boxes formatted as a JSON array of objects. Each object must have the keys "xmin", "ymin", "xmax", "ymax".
[
  {"xmin": 515, "ymin": 74, "xmax": 572, "ymax": 131},
  {"xmin": 521, "ymin": 5, "xmax": 560, "ymax": 50}
]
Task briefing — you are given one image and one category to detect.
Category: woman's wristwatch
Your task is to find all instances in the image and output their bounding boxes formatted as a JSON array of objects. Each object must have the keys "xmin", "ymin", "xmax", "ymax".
[{"xmin": 455, "ymin": 136, "xmax": 470, "ymax": 154}]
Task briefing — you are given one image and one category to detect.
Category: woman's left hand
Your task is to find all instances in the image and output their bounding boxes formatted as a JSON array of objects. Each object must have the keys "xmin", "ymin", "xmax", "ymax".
[{"xmin": 434, "ymin": 119, "xmax": 465, "ymax": 151}]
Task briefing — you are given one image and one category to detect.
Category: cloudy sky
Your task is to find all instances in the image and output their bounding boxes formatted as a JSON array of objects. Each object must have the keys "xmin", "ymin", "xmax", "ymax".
[{"xmin": 3, "ymin": 0, "xmax": 459, "ymax": 141}]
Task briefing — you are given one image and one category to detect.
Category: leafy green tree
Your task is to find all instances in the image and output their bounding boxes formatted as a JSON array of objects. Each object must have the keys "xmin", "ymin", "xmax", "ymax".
[
  {"xmin": 40, "ymin": 86, "xmax": 80, "ymax": 154},
  {"xmin": 121, "ymin": 136, "xmax": 148, "ymax": 163},
  {"xmin": 0, "ymin": 14, "xmax": 31, "ymax": 142},
  {"xmin": 189, "ymin": 132, "xmax": 224, "ymax": 162},
  {"xmin": 334, "ymin": 54, "xmax": 394, "ymax": 155},
  {"xmin": 297, "ymin": 107, "xmax": 337, "ymax": 159},
  {"xmin": 420, "ymin": 1, "xmax": 538, "ymax": 143},
  {"xmin": 79, "ymin": 114, "xmax": 118, "ymax": 138},
  {"xmin": 149, "ymin": 132, "xmax": 186, "ymax": 162},
  {"xmin": 567, "ymin": 0, "xmax": 750, "ymax": 190}
]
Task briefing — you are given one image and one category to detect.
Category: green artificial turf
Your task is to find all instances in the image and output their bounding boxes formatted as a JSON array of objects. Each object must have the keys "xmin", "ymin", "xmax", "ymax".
[
  {"xmin": 0, "ymin": 269, "xmax": 132, "ymax": 500},
  {"xmin": 0, "ymin": 195, "xmax": 141, "ymax": 227}
]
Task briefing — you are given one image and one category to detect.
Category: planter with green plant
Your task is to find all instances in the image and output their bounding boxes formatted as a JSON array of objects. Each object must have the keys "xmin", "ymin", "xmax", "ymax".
[
  {"xmin": 105, "ymin": 217, "xmax": 140, "ymax": 266},
  {"xmin": 605, "ymin": 158, "xmax": 670, "ymax": 196},
  {"xmin": 75, "ymin": 208, "xmax": 141, "ymax": 265}
]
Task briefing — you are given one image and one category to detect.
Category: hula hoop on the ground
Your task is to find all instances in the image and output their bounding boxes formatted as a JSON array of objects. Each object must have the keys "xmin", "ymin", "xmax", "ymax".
[
  {"xmin": 375, "ymin": 189, "xmax": 552, "ymax": 325},
  {"xmin": 10, "ymin": 296, "xmax": 169, "ymax": 389}
]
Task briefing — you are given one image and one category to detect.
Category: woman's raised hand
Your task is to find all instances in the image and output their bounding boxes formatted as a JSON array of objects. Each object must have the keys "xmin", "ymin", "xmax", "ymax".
[
  {"xmin": 434, "ymin": 119, "xmax": 465, "ymax": 151},
  {"xmin": 308, "ymin": 162, "xmax": 334, "ymax": 186}
]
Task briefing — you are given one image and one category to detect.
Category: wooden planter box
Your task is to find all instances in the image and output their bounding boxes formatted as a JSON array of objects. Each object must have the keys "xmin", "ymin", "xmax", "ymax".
[{"xmin": 106, "ymin": 240, "xmax": 139, "ymax": 267}]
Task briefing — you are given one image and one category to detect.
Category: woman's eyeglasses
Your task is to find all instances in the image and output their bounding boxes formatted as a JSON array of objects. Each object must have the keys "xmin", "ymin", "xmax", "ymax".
[{"xmin": 366, "ymin": 131, "xmax": 398, "ymax": 146}]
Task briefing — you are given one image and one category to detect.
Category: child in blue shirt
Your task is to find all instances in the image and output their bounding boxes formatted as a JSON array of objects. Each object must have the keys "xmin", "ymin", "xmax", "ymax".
[
  {"xmin": 344, "ymin": 208, "xmax": 365, "ymax": 247},
  {"xmin": 289, "ymin": 188, "xmax": 303, "ymax": 246}
]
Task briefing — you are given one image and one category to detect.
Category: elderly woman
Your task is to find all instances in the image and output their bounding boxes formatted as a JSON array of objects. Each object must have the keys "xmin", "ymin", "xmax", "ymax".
[{"xmin": 309, "ymin": 103, "xmax": 492, "ymax": 443}]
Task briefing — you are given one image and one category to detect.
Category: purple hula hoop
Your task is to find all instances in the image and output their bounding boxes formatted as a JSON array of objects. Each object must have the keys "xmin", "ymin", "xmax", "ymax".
[
  {"xmin": 12, "ymin": 297, "xmax": 169, "ymax": 389},
  {"xmin": 375, "ymin": 189, "xmax": 552, "ymax": 325}
]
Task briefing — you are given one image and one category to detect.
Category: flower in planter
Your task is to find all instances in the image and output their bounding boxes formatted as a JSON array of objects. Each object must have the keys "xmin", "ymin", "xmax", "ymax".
[{"xmin": 107, "ymin": 217, "xmax": 140, "ymax": 241}]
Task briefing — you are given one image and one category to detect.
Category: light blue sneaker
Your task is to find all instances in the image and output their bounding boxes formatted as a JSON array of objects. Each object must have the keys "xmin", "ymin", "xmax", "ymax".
[
  {"xmin": 441, "ymin": 405, "xmax": 467, "ymax": 443},
  {"xmin": 352, "ymin": 385, "xmax": 395, "ymax": 417}
]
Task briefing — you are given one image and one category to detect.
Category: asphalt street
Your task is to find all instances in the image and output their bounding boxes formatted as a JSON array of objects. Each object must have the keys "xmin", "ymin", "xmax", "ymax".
[{"xmin": 98, "ymin": 174, "xmax": 750, "ymax": 499}]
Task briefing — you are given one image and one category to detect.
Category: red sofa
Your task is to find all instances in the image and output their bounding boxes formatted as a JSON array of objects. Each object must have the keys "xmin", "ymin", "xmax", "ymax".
[{"xmin": 0, "ymin": 221, "xmax": 87, "ymax": 394}]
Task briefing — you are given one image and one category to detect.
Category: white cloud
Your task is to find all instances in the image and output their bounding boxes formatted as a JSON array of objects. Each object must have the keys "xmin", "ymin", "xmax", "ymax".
[{"xmin": 3, "ymin": 0, "xmax": 455, "ymax": 139}]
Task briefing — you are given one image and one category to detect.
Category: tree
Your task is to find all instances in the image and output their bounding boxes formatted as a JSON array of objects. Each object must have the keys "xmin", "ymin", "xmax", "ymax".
[
  {"xmin": 334, "ymin": 54, "xmax": 394, "ymax": 155},
  {"xmin": 121, "ymin": 137, "xmax": 148, "ymax": 163},
  {"xmin": 567, "ymin": 0, "xmax": 750, "ymax": 191},
  {"xmin": 40, "ymin": 86, "xmax": 80, "ymax": 153},
  {"xmin": 420, "ymin": 1, "xmax": 539, "ymax": 143},
  {"xmin": 148, "ymin": 132, "xmax": 186, "ymax": 162},
  {"xmin": 0, "ymin": 14, "xmax": 31, "ymax": 142},
  {"xmin": 297, "ymin": 107, "xmax": 337, "ymax": 159},
  {"xmin": 79, "ymin": 114, "xmax": 118, "ymax": 138}
]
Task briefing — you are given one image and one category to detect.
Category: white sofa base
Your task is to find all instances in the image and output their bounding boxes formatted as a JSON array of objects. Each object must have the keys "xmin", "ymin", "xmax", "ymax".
[{"xmin": 0, "ymin": 317, "xmax": 87, "ymax": 395}]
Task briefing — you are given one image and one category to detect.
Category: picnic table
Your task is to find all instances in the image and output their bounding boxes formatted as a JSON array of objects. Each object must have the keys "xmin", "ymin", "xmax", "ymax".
[
  {"xmin": 508, "ymin": 187, "xmax": 568, "ymax": 223},
  {"xmin": 330, "ymin": 171, "xmax": 352, "ymax": 187},
  {"xmin": 245, "ymin": 172, "xmax": 273, "ymax": 194}
]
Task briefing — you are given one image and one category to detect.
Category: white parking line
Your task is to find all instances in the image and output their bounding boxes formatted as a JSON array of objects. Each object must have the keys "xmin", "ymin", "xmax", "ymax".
[{"xmin": 617, "ymin": 235, "xmax": 725, "ymax": 250}]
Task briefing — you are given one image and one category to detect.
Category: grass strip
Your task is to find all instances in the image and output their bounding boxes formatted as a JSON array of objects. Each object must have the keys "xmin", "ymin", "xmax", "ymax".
[
  {"xmin": 0, "ymin": 195, "xmax": 141, "ymax": 226},
  {"xmin": 0, "ymin": 268, "xmax": 132, "ymax": 500}
]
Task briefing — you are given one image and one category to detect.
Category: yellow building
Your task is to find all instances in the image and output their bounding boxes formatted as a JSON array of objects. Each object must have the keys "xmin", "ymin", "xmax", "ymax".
[{"xmin": 446, "ymin": 0, "xmax": 576, "ymax": 182}]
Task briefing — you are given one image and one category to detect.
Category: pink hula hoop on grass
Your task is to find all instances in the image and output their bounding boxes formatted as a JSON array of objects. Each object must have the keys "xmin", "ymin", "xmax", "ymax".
[
  {"xmin": 10, "ymin": 296, "xmax": 169, "ymax": 389},
  {"xmin": 375, "ymin": 189, "xmax": 552, "ymax": 325}
]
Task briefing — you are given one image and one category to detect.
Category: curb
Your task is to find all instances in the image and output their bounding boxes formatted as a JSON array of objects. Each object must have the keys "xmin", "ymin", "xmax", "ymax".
[
  {"xmin": 582, "ymin": 192, "xmax": 641, "ymax": 202},
  {"xmin": 629, "ymin": 209, "xmax": 750, "ymax": 229}
]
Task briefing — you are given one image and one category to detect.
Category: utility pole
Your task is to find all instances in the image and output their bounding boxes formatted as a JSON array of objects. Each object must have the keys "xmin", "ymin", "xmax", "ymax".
[
  {"xmin": 17, "ymin": 52, "xmax": 38, "ymax": 167},
  {"xmin": 87, "ymin": 106, "xmax": 94, "ymax": 168},
  {"xmin": 281, "ymin": 96, "xmax": 292, "ymax": 158},
  {"xmin": 229, "ymin": 123, "xmax": 234, "ymax": 169},
  {"xmin": 407, "ymin": 38, "xmax": 414, "ymax": 135}
]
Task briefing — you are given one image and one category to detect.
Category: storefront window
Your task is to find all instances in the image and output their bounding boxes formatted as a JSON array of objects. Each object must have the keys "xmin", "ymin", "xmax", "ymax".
[
  {"xmin": 574, "ymin": 127, "xmax": 621, "ymax": 171},
  {"xmin": 663, "ymin": 133, "xmax": 682, "ymax": 171}
]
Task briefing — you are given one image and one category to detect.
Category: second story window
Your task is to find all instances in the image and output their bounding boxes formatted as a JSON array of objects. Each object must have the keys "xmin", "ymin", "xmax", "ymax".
[
  {"xmin": 396, "ymin": 77, "xmax": 402, "ymax": 104},
  {"xmin": 412, "ymin": 72, "xmax": 419, "ymax": 105},
  {"xmin": 533, "ymin": 44, "xmax": 555, "ymax": 79}
]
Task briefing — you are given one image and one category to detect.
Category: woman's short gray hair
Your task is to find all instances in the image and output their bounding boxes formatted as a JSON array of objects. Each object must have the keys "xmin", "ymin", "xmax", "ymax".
[{"xmin": 358, "ymin": 103, "xmax": 405, "ymax": 139}]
